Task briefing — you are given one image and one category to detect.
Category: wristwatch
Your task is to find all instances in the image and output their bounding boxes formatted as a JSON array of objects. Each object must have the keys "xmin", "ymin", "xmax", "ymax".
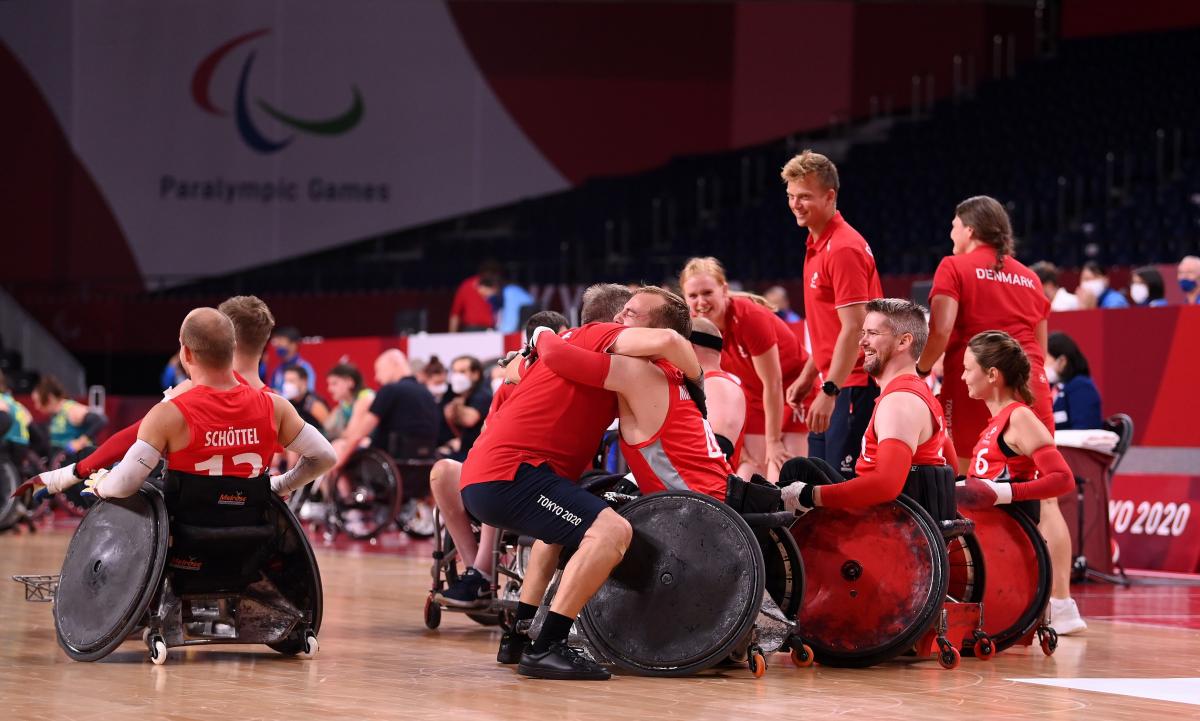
[
  {"xmin": 916, "ymin": 366, "xmax": 931, "ymax": 378},
  {"xmin": 821, "ymin": 380, "xmax": 840, "ymax": 397}
]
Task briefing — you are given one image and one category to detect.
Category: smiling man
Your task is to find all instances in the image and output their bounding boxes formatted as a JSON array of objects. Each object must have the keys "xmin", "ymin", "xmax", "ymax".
[
  {"xmin": 780, "ymin": 298, "xmax": 952, "ymax": 514},
  {"xmin": 782, "ymin": 150, "xmax": 883, "ymax": 478}
]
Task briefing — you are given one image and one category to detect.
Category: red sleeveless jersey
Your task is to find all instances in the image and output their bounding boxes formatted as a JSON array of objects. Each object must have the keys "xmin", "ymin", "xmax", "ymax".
[
  {"xmin": 969, "ymin": 401, "xmax": 1039, "ymax": 481},
  {"xmin": 856, "ymin": 374, "xmax": 947, "ymax": 475},
  {"xmin": 168, "ymin": 384, "xmax": 278, "ymax": 478},
  {"xmin": 705, "ymin": 368, "xmax": 746, "ymax": 470},
  {"xmin": 461, "ymin": 322, "xmax": 625, "ymax": 487},
  {"xmin": 621, "ymin": 361, "xmax": 731, "ymax": 501}
]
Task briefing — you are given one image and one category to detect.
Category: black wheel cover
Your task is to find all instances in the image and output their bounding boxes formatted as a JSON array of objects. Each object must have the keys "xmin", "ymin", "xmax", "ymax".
[{"xmin": 578, "ymin": 491, "xmax": 765, "ymax": 676}]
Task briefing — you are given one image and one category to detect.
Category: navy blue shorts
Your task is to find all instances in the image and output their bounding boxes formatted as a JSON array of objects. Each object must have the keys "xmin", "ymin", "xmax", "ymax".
[{"xmin": 461, "ymin": 463, "xmax": 609, "ymax": 549}]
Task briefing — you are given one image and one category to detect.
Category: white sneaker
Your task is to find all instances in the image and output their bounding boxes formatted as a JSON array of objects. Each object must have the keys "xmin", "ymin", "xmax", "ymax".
[{"xmin": 1050, "ymin": 597, "xmax": 1088, "ymax": 635}]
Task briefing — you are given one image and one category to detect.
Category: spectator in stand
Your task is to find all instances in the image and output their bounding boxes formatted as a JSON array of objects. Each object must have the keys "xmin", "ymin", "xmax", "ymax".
[
  {"xmin": 282, "ymin": 366, "xmax": 330, "ymax": 430},
  {"xmin": 763, "ymin": 285, "xmax": 801, "ymax": 323},
  {"xmin": 1030, "ymin": 261, "xmax": 1081, "ymax": 311},
  {"xmin": 449, "ymin": 262, "xmax": 501, "ymax": 332},
  {"xmin": 440, "ymin": 355, "xmax": 492, "ymax": 461},
  {"xmin": 269, "ymin": 326, "xmax": 315, "ymax": 392},
  {"xmin": 1077, "ymin": 262, "xmax": 1129, "ymax": 309},
  {"xmin": 1177, "ymin": 255, "xmax": 1200, "ymax": 305},
  {"xmin": 423, "ymin": 355, "xmax": 449, "ymax": 404},
  {"xmin": 324, "ymin": 363, "xmax": 375, "ymax": 441},
  {"xmin": 1046, "ymin": 332, "xmax": 1103, "ymax": 430},
  {"xmin": 496, "ymin": 269, "xmax": 536, "ymax": 334},
  {"xmin": 1129, "ymin": 266, "xmax": 1168, "ymax": 307}
]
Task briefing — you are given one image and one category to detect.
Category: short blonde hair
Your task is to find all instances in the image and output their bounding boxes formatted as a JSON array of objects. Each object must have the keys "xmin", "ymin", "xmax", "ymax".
[
  {"xmin": 679, "ymin": 256, "xmax": 728, "ymax": 289},
  {"xmin": 780, "ymin": 150, "xmax": 840, "ymax": 192}
]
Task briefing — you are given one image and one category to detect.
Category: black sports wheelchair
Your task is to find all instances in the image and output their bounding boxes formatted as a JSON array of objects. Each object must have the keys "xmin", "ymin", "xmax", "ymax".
[
  {"xmin": 288, "ymin": 435, "xmax": 438, "ymax": 541},
  {"xmin": 31, "ymin": 470, "xmax": 322, "ymax": 664},
  {"xmin": 787, "ymin": 457, "xmax": 1057, "ymax": 669},
  {"xmin": 425, "ymin": 470, "xmax": 813, "ymax": 679}
]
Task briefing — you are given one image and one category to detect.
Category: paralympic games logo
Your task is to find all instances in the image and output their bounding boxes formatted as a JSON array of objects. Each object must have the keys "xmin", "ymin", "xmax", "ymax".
[{"xmin": 191, "ymin": 28, "xmax": 363, "ymax": 154}]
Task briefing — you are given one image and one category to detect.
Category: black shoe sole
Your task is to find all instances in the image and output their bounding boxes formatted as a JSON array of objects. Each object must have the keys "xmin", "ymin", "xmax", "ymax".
[{"xmin": 516, "ymin": 663, "xmax": 610, "ymax": 681}]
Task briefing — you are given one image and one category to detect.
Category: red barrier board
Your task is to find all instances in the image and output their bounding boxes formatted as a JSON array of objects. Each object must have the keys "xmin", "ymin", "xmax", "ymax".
[{"xmin": 1109, "ymin": 474, "xmax": 1200, "ymax": 573}]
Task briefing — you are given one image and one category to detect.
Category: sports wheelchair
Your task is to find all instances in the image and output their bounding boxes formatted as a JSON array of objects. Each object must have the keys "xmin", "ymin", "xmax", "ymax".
[
  {"xmin": 576, "ymin": 487, "xmax": 808, "ymax": 678},
  {"xmin": 52, "ymin": 473, "xmax": 321, "ymax": 664},
  {"xmin": 954, "ymin": 502, "xmax": 1057, "ymax": 656},
  {"xmin": 788, "ymin": 461, "xmax": 992, "ymax": 669}
]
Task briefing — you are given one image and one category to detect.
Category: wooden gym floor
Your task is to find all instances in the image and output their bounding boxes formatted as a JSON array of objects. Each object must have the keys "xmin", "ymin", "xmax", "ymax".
[{"xmin": 2, "ymin": 525, "xmax": 1198, "ymax": 720}]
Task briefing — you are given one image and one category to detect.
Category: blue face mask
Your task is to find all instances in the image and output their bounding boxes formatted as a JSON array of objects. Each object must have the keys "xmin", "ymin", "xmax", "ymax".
[
  {"xmin": 274, "ymin": 346, "xmax": 290, "ymax": 359},
  {"xmin": 1181, "ymin": 278, "xmax": 1198, "ymax": 294}
]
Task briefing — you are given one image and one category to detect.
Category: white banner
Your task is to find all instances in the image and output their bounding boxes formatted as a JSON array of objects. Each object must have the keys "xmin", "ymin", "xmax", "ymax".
[{"xmin": 0, "ymin": 0, "xmax": 567, "ymax": 284}]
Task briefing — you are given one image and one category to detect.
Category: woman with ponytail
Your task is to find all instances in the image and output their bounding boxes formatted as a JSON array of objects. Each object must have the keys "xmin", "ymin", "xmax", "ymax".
[{"xmin": 957, "ymin": 330, "xmax": 1086, "ymax": 635}]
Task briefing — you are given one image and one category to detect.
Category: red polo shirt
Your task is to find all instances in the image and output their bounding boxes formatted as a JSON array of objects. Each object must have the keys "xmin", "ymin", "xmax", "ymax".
[
  {"xmin": 450, "ymin": 275, "xmax": 496, "ymax": 329},
  {"xmin": 802, "ymin": 211, "xmax": 882, "ymax": 388}
]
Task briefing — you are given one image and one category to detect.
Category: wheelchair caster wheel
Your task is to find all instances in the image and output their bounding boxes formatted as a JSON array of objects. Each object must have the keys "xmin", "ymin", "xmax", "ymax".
[
  {"xmin": 299, "ymin": 631, "xmax": 319, "ymax": 659},
  {"xmin": 747, "ymin": 647, "xmax": 767, "ymax": 678},
  {"xmin": 424, "ymin": 594, "xmax": 441, "ymax": 629},
  {"xmin": 1038, "ymin": 627, "xmax": 1057, "ymax": 656},
  {"xmin": 974, "ymin": 634, "xmax": 995, "ymax": 661},
  {"xmin": 789, "ymin": 643, "xmax": 815, "ymax": 668},
  {"xmin": 148, "ymin": 635, "xmax": 168, "ymax": 666},
  {"xmin": 937, "ymin": 646, "xmax": 960, "ymax": 670}
]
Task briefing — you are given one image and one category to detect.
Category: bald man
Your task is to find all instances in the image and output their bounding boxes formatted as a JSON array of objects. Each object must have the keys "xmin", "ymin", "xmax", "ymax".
[
  {"xmin": 333, "ymin": 348, "xmax": 440, "ymax": 469},
  {"xmin": 75, "ymin": 308, "xmax": 335, "ymax": 500},
  {"xmin": 1179, "ymin": 255, "xmax": 1200, "ymax": 305},
  {"xmin": 689, "ymin": 316, "xmax": 748, "ymax": 468}
]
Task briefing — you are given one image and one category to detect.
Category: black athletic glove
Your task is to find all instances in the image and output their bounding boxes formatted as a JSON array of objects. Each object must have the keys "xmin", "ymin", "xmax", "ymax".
[{"xmin": 682, "ymin": 373, "xmax": 707, "ymax": 419}]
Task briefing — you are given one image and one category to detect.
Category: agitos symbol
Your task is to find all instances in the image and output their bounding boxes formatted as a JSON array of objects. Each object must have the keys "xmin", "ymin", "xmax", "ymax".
[{"xmin": 191, "ymin": 28, "xmax": 364, "ymax": 154}]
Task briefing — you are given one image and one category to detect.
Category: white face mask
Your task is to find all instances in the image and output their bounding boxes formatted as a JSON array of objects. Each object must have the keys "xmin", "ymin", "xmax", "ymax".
[
  {"xmin": 281, "ymin": 381, "xmax": 302, "ymax": 401},
  {"xmin": 1129, "ymin": 282, "xmax": 1149, "ymax": 305},
  {"xmin": 428, "ymin": 382, "xmax": 448, "ymax": 396},
  {"xmin": 491, "ymin": 377, "xmax": 504, "ymax": 394},
  {"xmin": 1045, "ymin": 362, "xmax": 1060, "ymax": 386},
  {"xmin": 1080, "ymin": 278, "xmax": 1107, "ymax": 299},
  {"xmin": 449, "ymin": 372, "xmax": 473, "ymax": 395}
]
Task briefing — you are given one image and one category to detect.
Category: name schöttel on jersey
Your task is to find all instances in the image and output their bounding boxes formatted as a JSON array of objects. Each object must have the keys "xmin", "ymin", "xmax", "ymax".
[
  {"xmin": 204, "ymin": 427, "xmax": 261, "ymax": 448},
  {"xmin": 975, "ymin": 267, "xmax": 1036, "ymax": 289}
]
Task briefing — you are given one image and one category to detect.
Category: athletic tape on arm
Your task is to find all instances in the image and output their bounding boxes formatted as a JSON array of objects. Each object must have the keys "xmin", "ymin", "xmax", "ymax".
[{"xmin": 95, "ymin": 439, "xmax": 162, "ymax": 498}]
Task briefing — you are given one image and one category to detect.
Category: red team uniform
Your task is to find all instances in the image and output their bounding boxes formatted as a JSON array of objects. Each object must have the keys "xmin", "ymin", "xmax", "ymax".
[
  {"xmin": 817, "ymin": 374, "xmax": 948, "ymax": 509},
  {"xmin": 620, "ymin": 360, "xmax": 731, "ymax": 501},
  {"xmin": 167, "ymin": 384, "xmax": 278, "ymax": 477},
  {"xmin": 461, "ymin": 323, "xmax": 625, "ymax": 489},
  {"xmin": 719, "ymin": 295, "xmax": 807, "ymax": 435},
  {"xmin": 930, "ymin": 247, "xmax": 1054, "ymax": 458},
  {"xmin": 968, "ymin": 401, "xmax": 1074, "ymax": 503},
  {"xmin": 802, "ymin": 211, "xmax": 883, "ymax": 389}
]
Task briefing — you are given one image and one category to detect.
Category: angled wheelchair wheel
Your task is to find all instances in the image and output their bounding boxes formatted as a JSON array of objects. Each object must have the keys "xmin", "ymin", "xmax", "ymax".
[
  {"xmin": 790, "ymin": 494, "xmax": 948, "ymax": 668},
  {"xmin": 0, "ymin": 456, "xmax": 23, "ymax": 530},
  {"xmin": 333, "ymin": 448, "xmax": 402, "ymax": 540},
  {"xmin": 759, "ymin": 526, "xmax": 804, "ymax": 620},
  {"xmin": 55, "ymin": 484, "xmax": 170, "ymax": 661},
  {"xmin": 957, "ymin": 505, "xmax": 1051, "ymax": 654},
  {"xmin": 578, "ymin": 491, "xmax": 765, "ymax": 677},
  {"xmin": 265, "ymin": 494, "xmax": 324, "ymax": 655}
]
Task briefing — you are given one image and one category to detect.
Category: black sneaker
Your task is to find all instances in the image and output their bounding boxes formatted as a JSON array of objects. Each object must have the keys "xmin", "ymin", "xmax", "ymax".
[
  {"xmin": 435, "ymin": 568, "xmax": 491, "ymax": 609},
  {"xmin": 496, "ymin": 630, "xmax": 530, "ymax": 664},
  {"xmin": 517, "ymin": 641, "xmax": 611, "ymax": 680}
]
